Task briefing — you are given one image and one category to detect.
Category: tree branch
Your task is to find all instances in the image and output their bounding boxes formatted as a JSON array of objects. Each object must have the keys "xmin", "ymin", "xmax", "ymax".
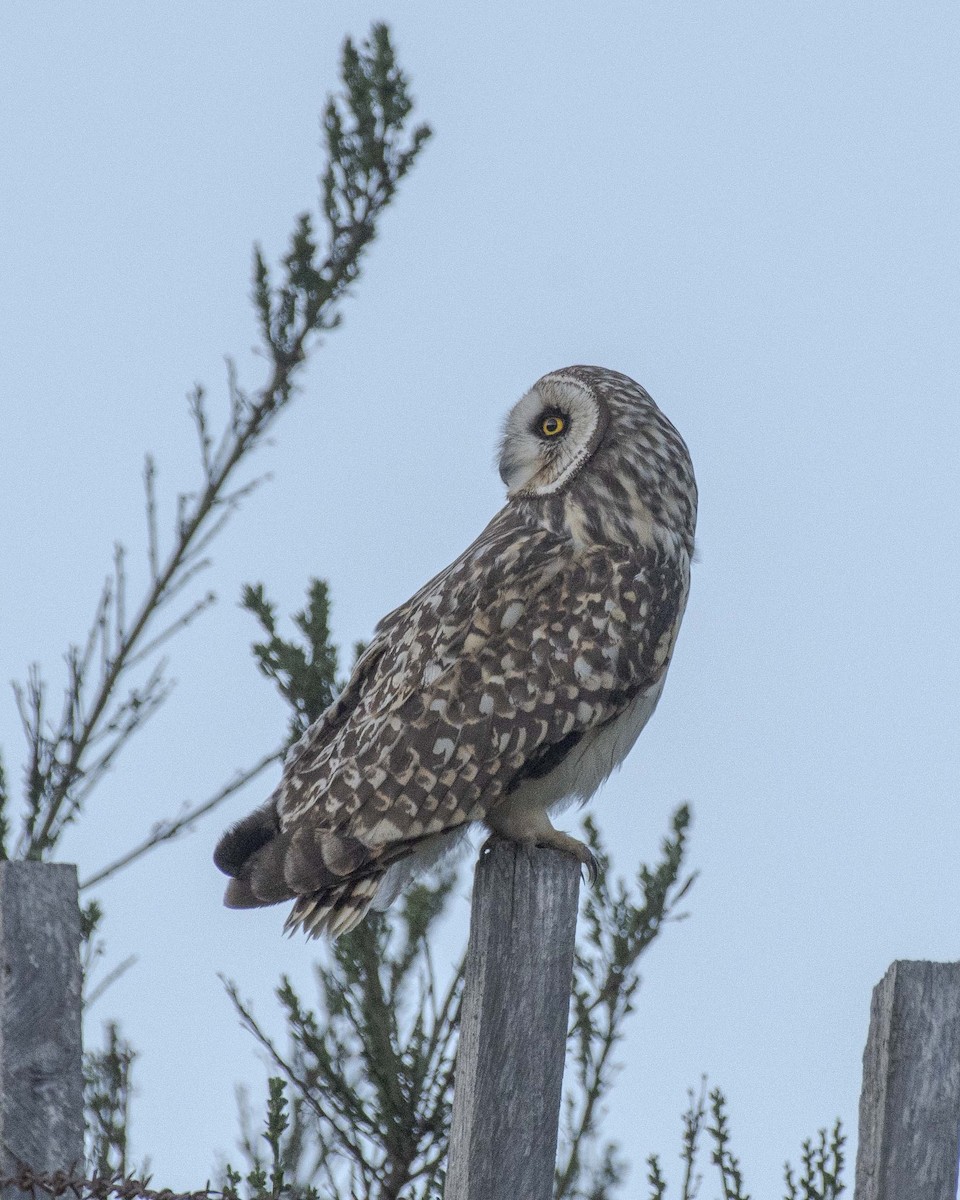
[
  {"xmin": 12, "ymin": 22, "xmax": 431, "ymax": 867},
  {"xmin": 80, "ymin": 747, "xmax": 283, "ymax": 891}
]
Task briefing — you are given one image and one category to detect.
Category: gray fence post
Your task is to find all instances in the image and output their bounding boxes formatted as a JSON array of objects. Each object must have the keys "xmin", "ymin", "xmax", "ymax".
[
  {"xmin": 445, "ymin": 842, "xmax": 581, "ymax": 1200},
  {"xmin": 0, "ymin": 862, "xmax": 84, "ymax": 1196},
  {"xmin": 855, "ymin": 959, "xmax": 960, "ymax": 1200}
]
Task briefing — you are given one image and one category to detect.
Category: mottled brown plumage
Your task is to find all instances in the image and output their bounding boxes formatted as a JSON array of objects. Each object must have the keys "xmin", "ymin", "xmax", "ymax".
[{"xmin": 214, "ymin": 365, "xmax": 697, "ymax": 937}]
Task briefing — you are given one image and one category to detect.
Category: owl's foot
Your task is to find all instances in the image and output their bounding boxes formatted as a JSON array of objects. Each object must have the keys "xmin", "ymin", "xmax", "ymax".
[
  {"xmin": 480, "ymin": 821, "xmax": 598, "ymax": 885},
  {"xmin": 531, "ymin": 828, "xmax": 599, "ymax": 885}
]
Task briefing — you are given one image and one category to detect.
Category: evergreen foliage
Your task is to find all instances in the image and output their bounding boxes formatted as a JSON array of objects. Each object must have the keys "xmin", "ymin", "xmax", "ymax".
[
  {"xmin": 85, "ymin": 1022, "xmax": 138, "ymax": 1178},
  {"xmin": 241, "ymin": 580, "xmax": 341, "ymax": 745},
  {"xmin": 783, "ymin": 1121, "xmax": 845, "ymax": 1200},
  {"xmin": 2, "ymin": 22, "xmax": 429, "ymax": 878},
  {"xmin": 223, "ymin": 873, "xmax": 461, "ymax": 1200},
  {"xmin": 645, "ymin": 1085, "xmax": 845, "ymax": 1200},
  {"xmin": 222, "ymin": 1080, "xmax": 312, "ymax": 1200}
]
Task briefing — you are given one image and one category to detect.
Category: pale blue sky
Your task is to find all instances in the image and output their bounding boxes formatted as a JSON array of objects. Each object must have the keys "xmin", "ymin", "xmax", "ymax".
[{"xmin": 3, "ymin": 2, "xmax": 959, "ymax": 1194}]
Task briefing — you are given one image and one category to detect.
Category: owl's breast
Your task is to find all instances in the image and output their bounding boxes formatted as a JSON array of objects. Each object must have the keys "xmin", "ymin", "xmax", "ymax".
[{"xmin": 497, "ymin": 676, "xmax": 667, "ymax": 820}]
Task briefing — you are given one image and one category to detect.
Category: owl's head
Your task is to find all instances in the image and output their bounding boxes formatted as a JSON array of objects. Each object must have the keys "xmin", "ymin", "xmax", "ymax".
[
  {"xmin": 498, "ymin": 365, "xmax": 697, "ymax": 551},
  {"xmin": 499, "ymin": 370, "xmax": 608, "ymax": 497}
]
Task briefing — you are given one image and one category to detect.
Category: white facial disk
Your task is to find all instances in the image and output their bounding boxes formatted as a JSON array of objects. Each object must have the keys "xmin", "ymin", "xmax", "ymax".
[{"xmin": 498, "ymin": 375, "xmax": 606, "ymax": 497}]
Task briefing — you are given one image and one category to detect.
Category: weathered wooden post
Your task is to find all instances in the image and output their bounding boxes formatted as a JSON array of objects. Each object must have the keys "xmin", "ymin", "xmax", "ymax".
[
  {"xmin": 445, "ymin": 842, "xmax": 581, "ymax": 1200},
  {"xmin": 0, "ymin": 862, "xmax": 84, "ymax": 1198},
  {"xmin": 855, "ymin": 959, "xmax": 960, "ymax": 1200}
]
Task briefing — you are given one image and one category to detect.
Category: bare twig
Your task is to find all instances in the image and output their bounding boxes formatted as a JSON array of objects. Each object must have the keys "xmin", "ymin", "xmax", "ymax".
[
  {"xmin": 123, "ymin": 590, "xmax": 216, "ymax": 669},
  {"xmin": 114, "ymin": 543, "xmax": 126, "ymax": 653},
  {"xmin": 80, "ymin": 747, "xmax": 283, "ymax": 891},
  {"xmin": 85, "ymin": 955, "xmax": 139, "ymax": 1010},
  {"xmin": 143, "ymin": 456, "xmax": 159, "ymax": 583}
]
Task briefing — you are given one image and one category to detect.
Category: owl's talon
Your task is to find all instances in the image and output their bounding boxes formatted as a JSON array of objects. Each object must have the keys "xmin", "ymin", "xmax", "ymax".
[
  {"xmin": 480, "ymin": 829, "xmax": 596, "ymax": 884},
  {"xmin": 531, "ymin": 833, "xmax": 598, "ymax": 886},
  {"xmin": 571, "ymin": 846, "xmax": 599, "ymax": 887}
]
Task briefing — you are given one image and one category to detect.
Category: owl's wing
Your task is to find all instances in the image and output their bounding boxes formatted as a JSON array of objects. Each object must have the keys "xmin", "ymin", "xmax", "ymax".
[{"xmin": 217, "ymin": 510, "xmax": 686, "ymax": 935}]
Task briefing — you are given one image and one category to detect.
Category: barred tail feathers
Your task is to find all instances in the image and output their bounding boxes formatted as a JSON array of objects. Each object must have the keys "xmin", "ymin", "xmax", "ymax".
[{"xmin": 284, "ymin": 873, "xmax": 386, "ymax": 939}]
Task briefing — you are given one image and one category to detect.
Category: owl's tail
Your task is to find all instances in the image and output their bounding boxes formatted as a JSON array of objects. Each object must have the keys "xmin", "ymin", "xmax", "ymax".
[
  {"xmin": 213, "ymin": 801, "xmax": 296, "ymax": 908},
  {"xmin": 283, "ymin": 874, "xmax": 385, "ymax": 939},
  {"xmin": 214, "ymin": 801, "xmax": 388, "ymax": 938}
]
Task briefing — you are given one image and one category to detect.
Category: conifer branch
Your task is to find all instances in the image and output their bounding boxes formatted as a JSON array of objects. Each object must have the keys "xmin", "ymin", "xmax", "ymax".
[{"xmin": 11, "ymin": 23, "xmax": 430, "ymax": 864}]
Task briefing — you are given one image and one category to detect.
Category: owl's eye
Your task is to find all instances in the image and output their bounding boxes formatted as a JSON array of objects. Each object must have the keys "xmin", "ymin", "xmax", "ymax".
[{"xmin": 540, "ymin": 413, "xmax": 566, "ymax": 438}]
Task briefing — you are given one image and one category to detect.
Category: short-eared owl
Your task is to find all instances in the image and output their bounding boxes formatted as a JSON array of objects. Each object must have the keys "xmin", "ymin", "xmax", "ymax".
[{"xmin": 215, "ymin": 366, "xmax": 697, "ymax": 937}]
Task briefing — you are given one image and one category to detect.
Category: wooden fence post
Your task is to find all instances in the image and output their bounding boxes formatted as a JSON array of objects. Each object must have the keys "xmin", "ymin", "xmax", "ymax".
[
  {"xmin": 855, "ymin": 959, "xmax": 960, "ymax": 1200},
  {"xmin": 0, "ymin": 862, "xmax": 84, "ymax": 1197},
  {"xmin": 445, "ymin": 842, "xmax": 581, "ymax": 1200}
]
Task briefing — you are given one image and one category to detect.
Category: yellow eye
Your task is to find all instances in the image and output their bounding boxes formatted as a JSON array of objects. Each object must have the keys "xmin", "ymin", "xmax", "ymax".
[{"xmin": 541, "ymin": 414, "xmax": 565, "ymax": 437}]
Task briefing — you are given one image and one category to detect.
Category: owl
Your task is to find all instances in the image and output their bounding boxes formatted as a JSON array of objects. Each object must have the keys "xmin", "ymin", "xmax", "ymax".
[{"xmin": 214, "ymin": 365, "xmax": 697, "ymax": 938}]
